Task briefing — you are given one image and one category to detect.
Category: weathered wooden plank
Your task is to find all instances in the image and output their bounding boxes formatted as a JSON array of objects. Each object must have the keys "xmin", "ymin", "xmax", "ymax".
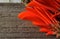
[
  {"xmin": 0, "ymin": 3, "xmax": 58, "ymax": 39},
  {"xmin": 0, "ymin": 32, "xmax": 56, "ymax": 38},
  {"xmin": 0, "ymin": 38, "xmax": 57, "ymax": 39}
]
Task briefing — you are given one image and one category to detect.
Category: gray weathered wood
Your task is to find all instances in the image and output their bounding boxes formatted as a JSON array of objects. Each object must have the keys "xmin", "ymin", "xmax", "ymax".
[{"xmin": 0, "ymin": 3, "xmax": 60, "ymax": 39}]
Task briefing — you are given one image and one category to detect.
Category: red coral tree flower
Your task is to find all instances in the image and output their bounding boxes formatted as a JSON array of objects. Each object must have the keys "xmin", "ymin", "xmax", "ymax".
[{"xmin": 18, "ymin": 0, "xmax": 60, "ymax": 38}]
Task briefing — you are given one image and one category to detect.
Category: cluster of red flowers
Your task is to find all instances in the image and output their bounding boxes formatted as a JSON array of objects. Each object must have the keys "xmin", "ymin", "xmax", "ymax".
[{"xmin": 18, "ymin": 0, "xmax": 60, "ymax": 37}]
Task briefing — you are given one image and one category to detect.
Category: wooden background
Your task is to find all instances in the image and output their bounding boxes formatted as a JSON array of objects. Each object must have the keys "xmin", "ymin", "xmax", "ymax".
[{"xmin": 0, "ymin": 3, "xmax": 60, "ymax": 39}]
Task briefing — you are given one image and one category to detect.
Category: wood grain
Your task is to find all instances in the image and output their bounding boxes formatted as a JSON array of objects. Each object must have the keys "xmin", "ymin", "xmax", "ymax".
[{"xmin": 0, "ymin": 3, "xmax": 60, "ymax": 39}]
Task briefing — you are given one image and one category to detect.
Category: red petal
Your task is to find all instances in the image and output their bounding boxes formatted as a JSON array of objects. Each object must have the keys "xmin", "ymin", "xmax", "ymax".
[
  {"xmin": 39, "ymin": 28, "xmax": 49, "ymax": 33},
  {"xmin": 46, "ymin": 31, "xmax": 55, "ymax": 35}
]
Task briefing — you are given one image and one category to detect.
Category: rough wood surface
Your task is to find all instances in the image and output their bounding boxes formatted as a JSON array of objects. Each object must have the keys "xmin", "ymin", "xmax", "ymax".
[{"xmin": 0, "ymin": 3, "xmax": 60, "ymax": 39}]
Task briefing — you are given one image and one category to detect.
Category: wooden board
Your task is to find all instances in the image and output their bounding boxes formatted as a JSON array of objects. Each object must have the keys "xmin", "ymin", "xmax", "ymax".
[{"xmin": 0, "ymin": 3, "xmax": 60, "ymax": 39}]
